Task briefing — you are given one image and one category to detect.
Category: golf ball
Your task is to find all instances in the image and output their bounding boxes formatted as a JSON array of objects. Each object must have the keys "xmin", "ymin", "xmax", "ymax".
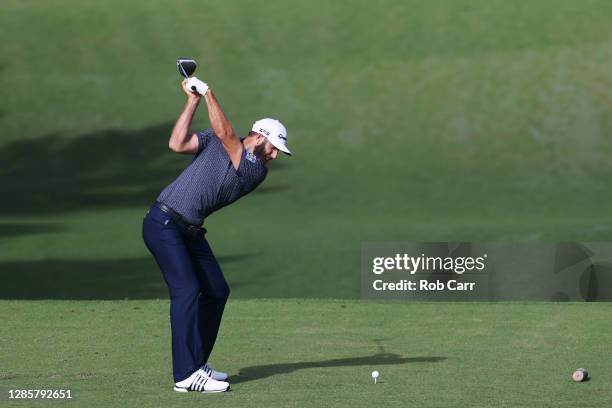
[{"xmin": 371, "ymin": 370, "xmax": 379, "ymax": 379}]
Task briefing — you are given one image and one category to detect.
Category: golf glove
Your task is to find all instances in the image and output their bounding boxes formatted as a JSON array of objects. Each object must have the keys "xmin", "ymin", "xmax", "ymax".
[{"xmin": 186, "ymin": 77, "xmax": 209, "ymax": 96}]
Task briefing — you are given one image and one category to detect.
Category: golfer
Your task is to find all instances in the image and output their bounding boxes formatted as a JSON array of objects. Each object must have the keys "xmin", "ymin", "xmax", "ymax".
[{"xmin": 142, "ymin": 76, "xmax": 291, "ymax": 393}]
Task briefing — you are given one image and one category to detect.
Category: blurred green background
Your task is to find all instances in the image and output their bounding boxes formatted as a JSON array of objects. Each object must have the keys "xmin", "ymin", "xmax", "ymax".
[{"xmin": 2, "ymin": 0, "xmax": 612, "ymax": 299}]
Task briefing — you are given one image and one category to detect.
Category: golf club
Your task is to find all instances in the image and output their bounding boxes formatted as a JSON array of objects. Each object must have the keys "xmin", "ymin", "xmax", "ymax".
[{"xmin": 177, "ymin": 57, "xmax": 198, "ymax": 92}]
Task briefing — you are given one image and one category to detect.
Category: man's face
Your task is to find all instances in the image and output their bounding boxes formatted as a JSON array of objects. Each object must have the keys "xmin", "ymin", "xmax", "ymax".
[{"xmin": 254, "ymin": 136, "xmax": 279, "ymax": 163}]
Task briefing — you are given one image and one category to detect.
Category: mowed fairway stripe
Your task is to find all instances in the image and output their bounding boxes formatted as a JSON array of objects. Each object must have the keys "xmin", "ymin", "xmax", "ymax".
[{"xmin": 1, "ymin": 299, "xmax": 611, "ymax": 407}]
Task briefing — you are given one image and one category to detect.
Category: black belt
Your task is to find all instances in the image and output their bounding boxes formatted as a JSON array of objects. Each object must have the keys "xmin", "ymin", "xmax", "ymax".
[{"xmin": 154, "ymin": 201, "xmax": 203, "ymax": 239}]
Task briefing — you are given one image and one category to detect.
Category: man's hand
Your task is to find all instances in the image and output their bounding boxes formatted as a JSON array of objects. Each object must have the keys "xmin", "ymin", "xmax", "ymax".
[
  {"xmin": 183, "ymin": 77, "xmax": 209, "ymax": 97},
  {"xmin": 181, "ymin": 79, "xmax": 199, "ymax": 100}
]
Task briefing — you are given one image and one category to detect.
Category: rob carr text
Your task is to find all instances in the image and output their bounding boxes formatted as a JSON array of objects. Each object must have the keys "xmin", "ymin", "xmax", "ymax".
[{"xmin": 373, "ymin": 279, "xmax": 476, "ymax": 291}]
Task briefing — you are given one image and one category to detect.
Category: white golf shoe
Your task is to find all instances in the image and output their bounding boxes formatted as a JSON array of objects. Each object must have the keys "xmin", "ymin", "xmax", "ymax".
[
  {"xmin": 174, "ymin": 368, "xmax": 229, "ymax": 393},
  {"xmin": 202, "ymin": 362, "xmax": 229, "ymax": 382}
]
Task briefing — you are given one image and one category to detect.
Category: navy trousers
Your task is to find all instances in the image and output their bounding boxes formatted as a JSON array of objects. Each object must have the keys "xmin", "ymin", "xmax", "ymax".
[{"xmin": 142, "ymin": 204, "xmax": 230, "ymax": 382}]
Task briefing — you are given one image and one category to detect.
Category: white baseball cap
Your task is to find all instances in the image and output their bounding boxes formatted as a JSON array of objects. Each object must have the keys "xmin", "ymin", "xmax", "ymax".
[{"xmin": 251, "ymin": 118, "xmax": 291, "ymax": 155}]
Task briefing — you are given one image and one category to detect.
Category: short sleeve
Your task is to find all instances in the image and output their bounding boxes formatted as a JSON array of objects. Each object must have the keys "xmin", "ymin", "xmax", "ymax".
[{"xmin": 196, "ymin": 128, "xmax": 215, "ymax": 154}]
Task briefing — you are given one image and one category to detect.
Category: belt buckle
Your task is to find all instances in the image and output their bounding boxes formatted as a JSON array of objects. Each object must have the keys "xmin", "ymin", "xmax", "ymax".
[{"xmin": 185, "ymin": 224, "xmax": 200, "ymax": 239}]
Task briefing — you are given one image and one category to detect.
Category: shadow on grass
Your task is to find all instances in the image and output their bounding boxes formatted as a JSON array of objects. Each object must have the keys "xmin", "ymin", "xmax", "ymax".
[
  {"xmin": 0, "ymin": 123, "xmax": 290, "ymax": 216},
  {"xmin": 0, "ymin": 254, "xmax": 251, "ymax": 300},
  {"xmin": 230, "ymin": 353, "xmax": 446, "ymax": 384},
  {"xmin": 0, "ymin": 223, "xmax": 67, "ymax": 238}
]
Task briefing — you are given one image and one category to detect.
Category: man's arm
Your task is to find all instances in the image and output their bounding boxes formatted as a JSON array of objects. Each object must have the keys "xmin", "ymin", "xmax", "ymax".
[
  {"xmin": 168, "ymin": 79, "xmax": 201, "ymax": 154},
  {"xmin": 203, "ymin": 90, "xmax": 243, "ymax": 169}
]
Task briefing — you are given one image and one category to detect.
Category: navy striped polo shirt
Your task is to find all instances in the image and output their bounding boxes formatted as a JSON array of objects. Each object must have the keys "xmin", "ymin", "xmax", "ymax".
[{"xmin": 157, "ymin": 129, "xmax": 268, "ymax": 225}]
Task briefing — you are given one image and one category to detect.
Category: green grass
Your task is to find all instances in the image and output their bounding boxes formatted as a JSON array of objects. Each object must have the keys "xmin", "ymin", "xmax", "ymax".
[
  {"xmin": 2, "ymin": 1, "xmax": 612, "ymax": 300},
  {"xmin": 2, "ymin": 299, "xmax": 612, "ymax": 407},
  {"xmin": 2, "ymin": 2, "xmax": 612, "ymax": 406}
]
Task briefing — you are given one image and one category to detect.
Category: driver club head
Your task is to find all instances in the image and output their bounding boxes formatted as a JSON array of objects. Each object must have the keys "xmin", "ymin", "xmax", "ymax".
[{"xmin": 177, "ymin": 58, "xmax": 197, "ymax": 79}]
